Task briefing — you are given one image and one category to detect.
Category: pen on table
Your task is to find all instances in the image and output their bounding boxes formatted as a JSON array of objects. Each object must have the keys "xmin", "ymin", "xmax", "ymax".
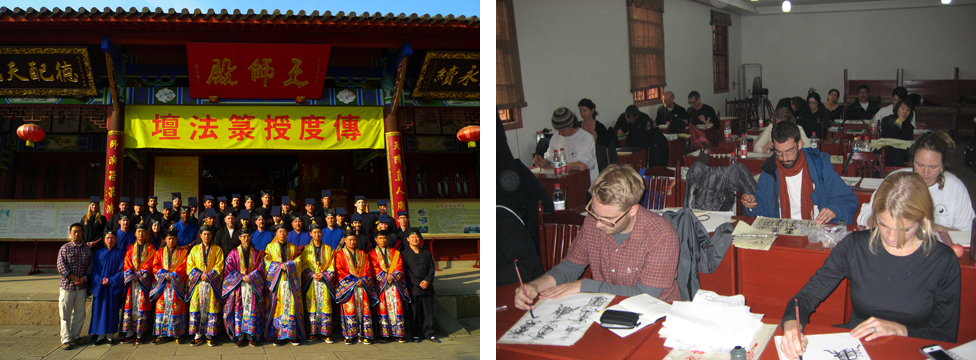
[
  {"xmin": 795, "ymin": 298, "xmax": 803, "ymax": 360},
  {"xmin": 514, "ymin": 259, "xmax": 537, "ymax": 319}
]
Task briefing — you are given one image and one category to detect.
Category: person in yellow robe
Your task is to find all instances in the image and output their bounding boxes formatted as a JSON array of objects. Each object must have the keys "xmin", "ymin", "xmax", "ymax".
[
  {"xmin": 264, "ymin": 223, "xmax": 305, "ymax": 346},
  {"xmin": 186, "ymin": 225, "xmax": 224, "ymax": 346},
  {"xmin": 300, "ymin": 223, "xmax": 337, "ymax": 343}
]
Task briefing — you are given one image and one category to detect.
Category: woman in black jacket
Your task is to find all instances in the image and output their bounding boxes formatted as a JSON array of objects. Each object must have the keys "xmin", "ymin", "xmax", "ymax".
[
  {"xmin": 796, "ymin": 92, "xmax": 831, "ymax": 140},
  {"xmin": 879, "ymin": 99, "xmax": 916, "ymax": 166}
]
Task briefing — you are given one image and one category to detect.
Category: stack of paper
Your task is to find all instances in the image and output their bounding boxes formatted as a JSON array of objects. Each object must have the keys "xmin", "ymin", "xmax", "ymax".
[
  {"xmin": 599, "ymin": 294, "xmax": 672, "ymax": 338},
  {"xmin": 660, "ymin": 290, "xmax": 765, "ymax": 354},
  {"xmin": 732, "ymin": 220, "xmax": 777, "ymax": 251},
  {"xmin": 858, "ymin": 178, "xmax": 884, "ymax": 190}
]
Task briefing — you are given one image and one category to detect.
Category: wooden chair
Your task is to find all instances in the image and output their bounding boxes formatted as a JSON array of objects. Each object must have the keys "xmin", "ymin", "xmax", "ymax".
[
  {"xmin": 842, "ymin": 151, "xmax": 886, "ymax": 178},
  {"xmin": 537, "ymin": 201, "xmax": 586, "ymax": 274},
  {"xmin": 641, "ymin": 166, "xmax": 680, "ymax": 210}
]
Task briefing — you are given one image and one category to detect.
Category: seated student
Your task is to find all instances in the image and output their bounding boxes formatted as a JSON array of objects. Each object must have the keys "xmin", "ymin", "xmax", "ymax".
[
  {"xmin": 532, "ymin": 107, "xmax": 599, "ymax": 185},
  {"xmin": 872, "ymin": 86, "xmax": 915, "ymax": 127},
  {"xmin": 878, "ymin": 99, "xmax": 916, "ymax": 166},
  {"xmin": 615, "ymin": 105, "xmax": 652, "ymax": 148},
  {"xmin": 578, "ymin": 98, "xmax": 615, "ymax": 148},
  {"xmin": 857, "ymin": 131, "xmax": 975, "ymax": 233},
  {"xmin": 514, "ymin": 164, "xmax": 681, "ymax": 310},
  {"xmin": 753, "ymin": 107, "xmax": 812, "ymax": 153},
  {"xmin": 655, "ymin": 91, "xmax": 687, "ymax": 129},
  {"xmin": 775, "ymin": 96, "xmax": 805, "ymax": 119},
  {"xmin": 741, "ymin": 121, "xmax": 858, "ymax": 224},
  {"xmin": 824, "ymin": 89, "xmax": 844, "ymax": 121},
  {"xmin": 686, "ymin": 91, "xmax": 718, "ymax": 128},
  {"xmin": 779, "ymin": 172, "xmax": 961, "ymax": 360},
  {"xmin": 844, "ymin": 84, "xmax": 880, "ymax": 120},
  {"xmin": 796, "ymin": 92, "xmax": 830, "ymax": 140}
]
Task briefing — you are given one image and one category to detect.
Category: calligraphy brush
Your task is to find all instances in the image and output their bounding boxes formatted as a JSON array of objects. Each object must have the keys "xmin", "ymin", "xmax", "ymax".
[{"xmin": 514, "ymin": 259, "xmax": 537, "ymax": 319}]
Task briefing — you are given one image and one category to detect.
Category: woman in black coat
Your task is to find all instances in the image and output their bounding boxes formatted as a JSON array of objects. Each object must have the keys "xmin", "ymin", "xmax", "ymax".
[{"xmin": 879, "ymin": 99, "xmax": 916, "ymax": 166}]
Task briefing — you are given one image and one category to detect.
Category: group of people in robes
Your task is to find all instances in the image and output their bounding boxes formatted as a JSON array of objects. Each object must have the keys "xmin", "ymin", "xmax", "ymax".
[{"xmin": 72, "ymin": 192, "xmax": 439, "ymax": 348}]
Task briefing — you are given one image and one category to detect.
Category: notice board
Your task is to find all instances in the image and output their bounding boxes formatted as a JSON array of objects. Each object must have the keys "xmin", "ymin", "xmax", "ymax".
[
  {"xmin": 407, "ymin": 199, "xmax": 479, "ymax": 236},
  {"xmin": 0, "ymin": 200, "xmax": 89, "ymax": 240},
  {"xmin": 154, "ymin": 156, "xmax": 199, "ymax": 202}
]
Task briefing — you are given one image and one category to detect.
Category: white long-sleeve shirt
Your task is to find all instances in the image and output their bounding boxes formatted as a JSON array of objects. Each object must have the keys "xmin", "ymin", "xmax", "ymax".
[
  {"xmin": 544, "ymin": 128, "xmax": 598, "ymax": 185},
  {"xmin": 856, "ymin": 168, "xmax": 975, "ymax": 232}
]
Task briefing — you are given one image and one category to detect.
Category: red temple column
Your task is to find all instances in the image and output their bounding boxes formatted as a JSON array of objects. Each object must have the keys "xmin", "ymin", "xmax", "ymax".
[
  {"xmin": 385, "ymin": 111, "xmax": 407, "ymax": 216},
  {"xmin": 103, "ymin": 109, "xmax": 124, "ymax": 217}
]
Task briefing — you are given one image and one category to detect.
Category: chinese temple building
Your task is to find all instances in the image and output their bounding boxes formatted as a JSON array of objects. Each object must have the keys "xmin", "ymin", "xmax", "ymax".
[{"xmin": 0, "ymin": 7, "xmax": 480, "ymax": 270}]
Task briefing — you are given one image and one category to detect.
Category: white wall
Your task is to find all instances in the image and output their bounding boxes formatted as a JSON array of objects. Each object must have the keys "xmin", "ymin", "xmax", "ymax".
[
  {"xmin": 740, "ymin": 4, "xmax": 976, "ymax": 102},
  {"xmin": 507, "ymin": 0, "xmax": 743, "ymax": 165}
]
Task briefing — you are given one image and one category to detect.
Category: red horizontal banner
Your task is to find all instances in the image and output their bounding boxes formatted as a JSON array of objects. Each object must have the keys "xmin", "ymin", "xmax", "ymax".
[{"xmin": 186, "ymin": 42, "xmax": 331, "ymax": 100}]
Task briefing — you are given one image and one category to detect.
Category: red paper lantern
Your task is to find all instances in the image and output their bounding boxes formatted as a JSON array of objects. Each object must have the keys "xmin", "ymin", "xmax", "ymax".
[
  {"xmin": 16, "ymin": 123, "xmax": 45, "ymax": 147},
  {"xmin": 456, "ymin": 125, "xmax": 480, "ymax": 148}
]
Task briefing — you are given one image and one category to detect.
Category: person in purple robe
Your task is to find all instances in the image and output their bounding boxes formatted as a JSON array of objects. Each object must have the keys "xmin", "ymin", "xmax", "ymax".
[{"xmin": 222, "ymin": 228, "xmax": 265, "ymax": 347}]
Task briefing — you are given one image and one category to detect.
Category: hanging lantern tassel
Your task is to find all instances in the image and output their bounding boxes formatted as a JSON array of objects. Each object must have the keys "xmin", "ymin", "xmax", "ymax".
[
  {"xmin": 16, "ymin": 123, "xmax": 46, "ymax": 147},
  {"xmin": 456, "ymin": 125, "xmax": 480, "ymax": 149}
]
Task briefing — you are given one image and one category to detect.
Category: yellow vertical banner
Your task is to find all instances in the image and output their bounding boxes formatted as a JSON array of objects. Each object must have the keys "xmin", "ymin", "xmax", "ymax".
[
  {"xmin": 154, "ymin": 156, "xmax": 199, "ymax": 203},
  {"xmin": 125, "ymin": 105, "xmax": 385, "ymax": 150}
]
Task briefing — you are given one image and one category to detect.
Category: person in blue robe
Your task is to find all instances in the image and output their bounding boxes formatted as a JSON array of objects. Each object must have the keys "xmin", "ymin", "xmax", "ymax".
[
  {"xmin": 88, "ymin": 230, "xmax": 126, "ymax": 346},
  {"xmin": 286, "ymin": 217, "xmax": 311, "ymax": 249},
  {"xmin": 116, "ymin": 215, "xmax": 136, "ymax": 251},
  {"xmin": 172, "ymin": 207, "xmax": 200, "ymax": 249},
  {"xmin": 322, "ymin": 210, "xmax": 344, "ymax": 250},
  {"xmin": 251, "ymin": 215, "xmax": 275, "ymax": 252}
]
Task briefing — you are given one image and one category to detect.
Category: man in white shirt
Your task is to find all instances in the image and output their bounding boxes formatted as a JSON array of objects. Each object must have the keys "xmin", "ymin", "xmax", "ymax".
[
  {"xmin": 532, "ymin": 107, "xmax": 598, "ymax": 185},
  {"xmin": 872, "ymin": 87, "xmax": 915, "ymax": 128}
]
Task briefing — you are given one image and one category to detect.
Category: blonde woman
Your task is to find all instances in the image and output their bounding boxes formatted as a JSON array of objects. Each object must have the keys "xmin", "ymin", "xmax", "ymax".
[{"xmin": 779, "ymin": 172, "xmax": 961, "ymax": 359}]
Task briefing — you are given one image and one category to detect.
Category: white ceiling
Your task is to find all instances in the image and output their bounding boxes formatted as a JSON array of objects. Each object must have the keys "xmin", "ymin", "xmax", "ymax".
[{"xmin": 695, "ymin": 0, "xmax": 975, "ymax": 15}]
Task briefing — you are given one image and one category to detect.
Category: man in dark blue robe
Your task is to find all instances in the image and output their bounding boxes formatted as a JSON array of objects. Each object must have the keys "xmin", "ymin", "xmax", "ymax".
[
  {"xmin": 116, "ymin": 215, "xmax": 136, "ymax": 252},
  {"xmin": 89, "ymin": 230, "xmax": 125, "ymax": 346},
  {"xmin": 172, "ymin": 207, "xmax": 199, "ymax": 249}
]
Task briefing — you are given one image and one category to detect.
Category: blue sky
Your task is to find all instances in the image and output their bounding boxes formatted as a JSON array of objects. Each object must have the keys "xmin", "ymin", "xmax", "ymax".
[{"xmin": 0, "ymin": 0, "xmax": 481, "ymax": 17}]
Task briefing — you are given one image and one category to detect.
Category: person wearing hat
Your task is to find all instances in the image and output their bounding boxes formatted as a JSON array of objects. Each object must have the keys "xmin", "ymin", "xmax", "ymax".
[
  {"xmin": 215, "ymin": 212, "xmax": 242, "ymax": 258},
  {"xmin": 81, "ymin": 196, "xmax": 107, "ymax": 251},
  {"xmin": 336, "ymin": 208, "xmax": 350, "ymax": 231},
  {"xmin": 88, "ymin": 230, "xmax": 126, "ymax": 346},
  {"xmin": 132, "ymin": 198, "xmax": 148, "ymax": 227},
  {"xmin": 174, "ymin": 207, "xmax": 200, "ymax": 250},
  {"xmin": 242, "ymin": 195, "xmax": 259, "ymax": 219},
  {"xmin": 335, "ymin": 229, "xmax": 377, "ymax": 345},
  {"xmin": 314, "ymin": 190, "xmax": 334, "ymax": 219},
  {"xmin": 300, "ymin": 223, "xmax": 337, "ymax": 343},
  {"xmin": 301, "ymin": 198, "xmax": 324, "ymax": 232},
  {"xmin": 369, "ymin": 229, "xmax": 409, "ymax": 343},
  {"xmin": 147, "ymin": 196, "xmax": 163, "ymax": 223},
  {"xmin": 186, "ymin": 225, "xmax": 224, "ymax": 346},
  {"xmin": 350, "ymin": 214, "xmax": 374, "ymax": 251},
  {"xmin": 375, "ymin": 200, "xmax": 395, "ymax": 229},
  {"xmin": 115, "ymin": 213, "xmax": 137, "ymax": 252},
  {"xmin": 160, "ymin": 201, "xmax": 175, "ymax": 235},
  {"xmin": 107, "ymin": 196, "xmax": 133, "ymax": 233},
  {"xmin": 393, "ymin": 211, "xmax": 410, "ymax": 251},
  {"xmin": 353, "ymin": 196, "xmax": 376, "ymax": 239},
  {"xmin": 216, "ymin": 196, "xmax": 230, "ymax": 228},
  {"xmin": 169, "ymin": 193, "xmax": 184, "ymax": 223},
  {"xmin": 238, "ymin": 209, "xmax": 253, "ymax": 232},
  {"xmin": 531, "ymin": 107, "xmax": 598, "ymax": 185},
  {"xmin": 258, "ymin": 190, "xmax": 273, "ymax": 219},
  {"xmin": 279, "ymin": 197, "xmax": 297, "ymax": 227},
  {"xmin": 265, "ymin": 223, "xmax": 305, "ymax": 346},
  {"xmin": 287, "ymin": 216, "xmax": 311, "ymax": 249},
  {"xmin": 150, "ymin": 229, "xmax": 190, "ymax": 345},
  {"xmin": 401, "ymin": 228, "xmax": 439, "ymax": 343},
  {"xmin": 376, "ymin": 216, "xmax": 397, "ymax": 252},
  {"xmin": 186, "ymin": 197, "xmax": 200, "ymax": 226},
  {"xmin": 230, "ymin": 194, "xmax": 242, "ymax": 214},
  {"xmin": 322, "ymin": 210, "xmax": 344, "ymax": 250},
  {"xmin": 250, "ymin": 214, "xmax": 274, "ymax": 252},
  {"xmin": 197, "ymin": 196, "xmax": 216, "ymax": 226},
  {"xmin": 121, "ymin": 222, "xmax": 156, "ymax": 345},
  {"xmin": 222, "ymin": 227, "xmax": 263, "ymax": 347}
]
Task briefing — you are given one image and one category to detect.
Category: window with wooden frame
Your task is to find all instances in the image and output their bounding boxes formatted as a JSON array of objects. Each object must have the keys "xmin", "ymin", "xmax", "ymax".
[
  {"xmin": 497, "ymin": 0, "xmax": 527, "ymax": 130},
  {"xmin": 711, "ymin": 10, "xmax": 731, "ymax": 93},
  {"xmin": 627, "ymin": 0, "xmax": 666, "ymax": 107}
]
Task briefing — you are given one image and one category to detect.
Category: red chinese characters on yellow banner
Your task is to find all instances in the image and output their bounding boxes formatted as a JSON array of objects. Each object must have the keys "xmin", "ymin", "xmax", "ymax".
[{"xmin": 125, "ymin": 105, "xmax": 384, "ymax": 150}]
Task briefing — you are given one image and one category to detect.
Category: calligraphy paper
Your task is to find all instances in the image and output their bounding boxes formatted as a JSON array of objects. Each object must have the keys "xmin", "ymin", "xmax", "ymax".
[{"xmin": 497, "ymin": 292, "xmax": 613, "ymax": 346}]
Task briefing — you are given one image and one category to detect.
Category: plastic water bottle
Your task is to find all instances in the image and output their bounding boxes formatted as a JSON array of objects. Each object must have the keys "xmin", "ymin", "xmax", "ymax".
[
  {"xmin": 863, "ymin": 136, "xmax": 870, "ymax": 152},
  {"xmin": 853, "ymin": 136, "xmax": 861, "ymax": 152},
  {"xmin": 553, "ymin": 183, "xmax": 566, "ymax": 211},
  {"xmin": 811, "ymin": 132, "xmax": 819, "ymax": 149},
  {"xmin": 739, "ymin": 136, "xmax": 748, "ymax": 159},
  {"xmin": 723, "ymin": 121, "xmax": 732, "ymax": 140},
  {"xmin": 559, "ymin": 148, "xmax": 569, "ymax": 175},
  {"xmin": 552, "ymin": 149, "xmax": 563, "ymax": 177},
  {"xmin": 758, "ymin": 117, "xmax": 764, "ymax": 128}
]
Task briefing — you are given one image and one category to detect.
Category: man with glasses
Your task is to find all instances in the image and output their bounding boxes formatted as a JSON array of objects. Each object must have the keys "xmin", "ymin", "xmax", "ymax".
[
  {"xmin": 741, "ymin": 121, "xmax": 858, "ymax": 225},
  {"xmin": 844, "ymin": 85, "xmax": 880, "ymax": 120},
  {"xmin": 513, "ymin": 164, "xmax": 681, "ymax": 310},
  {"xmin": 686, "ymin": 91, "xmax": 718, "ymax": 128}
]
